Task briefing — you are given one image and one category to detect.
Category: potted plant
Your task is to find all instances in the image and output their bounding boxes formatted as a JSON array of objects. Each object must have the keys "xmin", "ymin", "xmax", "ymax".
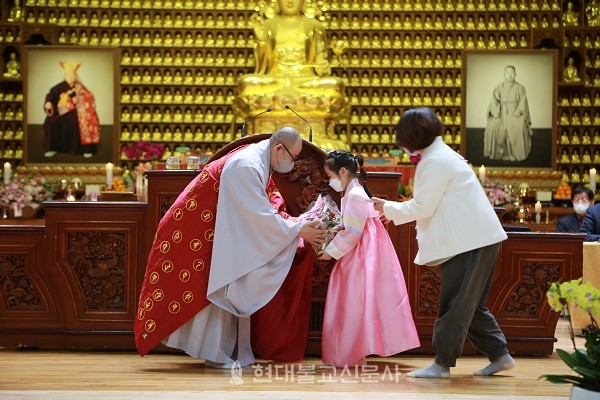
[{"xmin": 541, "ymin": 279, "xmax": 600, "ymax": 399}]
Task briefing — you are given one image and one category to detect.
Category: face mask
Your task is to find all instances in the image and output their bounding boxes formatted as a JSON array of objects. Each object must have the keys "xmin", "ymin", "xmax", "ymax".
[
  {"xmin": 329, "ymin": 178, "xmax": 344, "ymax": 192},
  {"xmin": 574, "ymin": 202, "xmax": 589, "ymax": 215},
  {"xmin": 273, "ymin": 151, "xmax": 295, "ymax": 173}
]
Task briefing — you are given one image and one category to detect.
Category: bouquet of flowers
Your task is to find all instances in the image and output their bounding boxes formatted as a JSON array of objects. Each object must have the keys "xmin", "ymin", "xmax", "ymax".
[
  {"xmin": 0, "ymin": 174, "xmax": 53, "ymax": 216},
  {"xmin": 297, "ymin": 194, "xmax": 343, "ymax": 253},
  {"xmin": 481, "ymin": 177, "xmax": 515, "ymax": 206}
]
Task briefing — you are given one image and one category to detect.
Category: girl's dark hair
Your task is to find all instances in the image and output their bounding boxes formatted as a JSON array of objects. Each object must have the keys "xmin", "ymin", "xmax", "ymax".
[
  {"xmin": 395, "ymin": 107, "xmax": 444, "ymax": 152},
  {"xmin": 325, "ymin": 150, "xmax": 373, "ymax": 198}
]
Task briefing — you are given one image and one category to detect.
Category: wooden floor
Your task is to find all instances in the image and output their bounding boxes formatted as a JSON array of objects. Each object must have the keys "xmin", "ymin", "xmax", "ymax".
[{"xmin": 0, "ymin": 319, "xmax": 582, "ymax": 400}]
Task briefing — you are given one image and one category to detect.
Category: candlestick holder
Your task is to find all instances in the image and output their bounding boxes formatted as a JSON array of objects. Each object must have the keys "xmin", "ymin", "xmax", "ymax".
[{"xmin": 535, "ymin": 212, "xmax": 541, "ymax": 224}]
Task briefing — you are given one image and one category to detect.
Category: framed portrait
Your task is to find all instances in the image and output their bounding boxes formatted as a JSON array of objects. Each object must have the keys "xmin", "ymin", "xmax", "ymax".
[
  {"xmin": 23, "ymin": 46, "xmax": 120, "ymax": 165},
  {"xmin": 461, "ymin": 50, "xmax": 558, "ymax": 169}
]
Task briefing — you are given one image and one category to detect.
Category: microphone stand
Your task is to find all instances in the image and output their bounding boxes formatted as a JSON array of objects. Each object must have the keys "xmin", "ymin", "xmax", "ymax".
[
  {"xmin": 241, "ymin": 108, "xmax": 272, "ymax": 137},
  {"xmin": 285, "ymin": 105, "xmax": 313, "ymax": 142}
]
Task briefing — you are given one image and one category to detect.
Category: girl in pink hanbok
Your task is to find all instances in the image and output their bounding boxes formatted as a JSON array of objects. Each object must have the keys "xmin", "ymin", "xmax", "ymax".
[{"xmin": 318, "ymin": 150, "xmax": 420, "ymax": 367}]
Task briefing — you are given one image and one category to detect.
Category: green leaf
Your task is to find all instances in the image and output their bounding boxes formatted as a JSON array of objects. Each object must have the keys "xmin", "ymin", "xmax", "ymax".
[{"xmin": 539, "ymin": 374, "xmax": 584, "ymax": 385}]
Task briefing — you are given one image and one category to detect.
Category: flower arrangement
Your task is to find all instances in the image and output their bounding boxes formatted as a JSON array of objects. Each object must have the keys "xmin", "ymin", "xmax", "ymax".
[
  {"xmin": 121, "ymin": 140, "xmax": 165, "ymax": 161},
  {"xmin": 0, "ymin": 174, "xmax": 53, "ymax": 215},
  {"xmin": 297, "ymin": 194, "xmax": 343, "ymax": 253},
  {"xmin": 481, "ymin": 177, "xmax": 515, "ymax": 206},
  {"xmin": 540, "ymin": 279, "xmax": 600, "ymax": 393}
]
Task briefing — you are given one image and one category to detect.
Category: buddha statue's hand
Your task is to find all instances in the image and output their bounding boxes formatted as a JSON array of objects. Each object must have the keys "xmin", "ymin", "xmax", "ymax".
[{"xmin": 251, "ymin": 14, "xmax": 267, "ymax": 44}]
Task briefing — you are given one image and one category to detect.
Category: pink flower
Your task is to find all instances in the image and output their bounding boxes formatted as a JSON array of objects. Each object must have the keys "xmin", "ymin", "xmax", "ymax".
[
  {"xmin": 121, "ymin": 140, "xmax": 165, "ymax": 160},
  {"xmin": 0, "ymin": 174, "xmax": 53, "ymax": 208}
]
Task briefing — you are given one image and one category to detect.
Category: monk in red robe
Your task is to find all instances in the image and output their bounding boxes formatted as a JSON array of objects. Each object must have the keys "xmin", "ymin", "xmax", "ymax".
[{"xmin": 135, "ymin": 127, "xmax": 324, "ymax": 367}]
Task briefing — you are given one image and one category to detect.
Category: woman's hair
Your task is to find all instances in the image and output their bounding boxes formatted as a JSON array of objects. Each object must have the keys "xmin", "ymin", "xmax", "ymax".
[
  {"xmin": 325, "ymin": 150, "xmax": 372, "ymax": 197},
  {"xmin": 395, "ymin": 107, "xmax": 444, "ymax": 152}
]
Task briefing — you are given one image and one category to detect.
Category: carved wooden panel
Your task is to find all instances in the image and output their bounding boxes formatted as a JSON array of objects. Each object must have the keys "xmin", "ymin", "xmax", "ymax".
[
  {"xmin": 501, "ymin": 261, "xmax": 561, "ymax": 318},
  {"xmin": 66, "ymin": 231, "xmax": 127, "ymax": 311},
  {"xmin": 0, "ymin": 255, "xmax": 43, "ymax": 310}
]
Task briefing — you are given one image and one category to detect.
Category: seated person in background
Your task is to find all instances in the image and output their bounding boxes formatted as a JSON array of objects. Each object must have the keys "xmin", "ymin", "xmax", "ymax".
[
  {"xmin": 582, "ymin": 196, "xmax": 600, "ymax": 241},
  {"xmin": 556, "ymin": 186, "xmax": 595, "ymax": 232}
]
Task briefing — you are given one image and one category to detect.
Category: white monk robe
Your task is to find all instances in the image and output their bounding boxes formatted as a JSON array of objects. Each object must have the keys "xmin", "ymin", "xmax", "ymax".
[{"xmin": 162, "ymin": 140, "xmax": 302, "ymax": 366}]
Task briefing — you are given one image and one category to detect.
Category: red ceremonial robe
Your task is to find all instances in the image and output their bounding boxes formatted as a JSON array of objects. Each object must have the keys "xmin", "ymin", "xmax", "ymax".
[{"xmin": 135, "ymin": 147, "xmax": 313, "ymax": 361}]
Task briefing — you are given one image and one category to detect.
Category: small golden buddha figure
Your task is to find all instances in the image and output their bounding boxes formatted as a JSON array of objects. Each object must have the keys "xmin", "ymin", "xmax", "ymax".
[
  {"xmin": 572, "ymin": 130, "xmax": 581, "ymax": 144},
  {"xmin": 476, "ymin": 34, "xmax": 487, "ymax": 49},
  {"xmin": 132, "ymin": 107, "xmax": 145, "ymax": 123},
  {"xmin": 412, "ymin": 90, "xmax": 423, "ymax": 106},
  {"xmin": 423, "ymin": 53, "xmax": 433, "ymax": 68},
  {"xmin": 401, "ymin": 91, "xmax": 412, "ymax": 106},
  {"xmin": 559, "ymin": 149, "xmax": 570, "ymax": 164},
  {"xmin": 465, "ymin": 34, "xmax": 475, "ymax": 49},
  {"xmin": 391, "ymin": 90, "xmax": 401, "ymax": 105},
  {"xmin": 413, "ymin": 54, "xmax": 423, "ymax": 67},
  {"xmin": 572, "ymin": 111, "xmax": 582, "ymax": 125},
  {"xmin": 560, "ymin": 111, "xmax": 570, "ymax": 125},
  {"xmin": 552, "ymin": 14, "xmax": 562, "ymax": 28},
  {"xmin": 431, "ymin": 34, "xmax": 442, "ymax": 49},
  {"xmin": 441, "ymin": 110, "xmax": 452, "ymax": 125},
  {"xmin": 381, "ymin": 110, "xmax": 391, "ymax": 125},
  {"xmin": 441, "ymin": 15, "xmax": 453, "ymax": 30},
  {"xmin": 441, "ymin": 91, "xmax": 452, "ymax": 106},
  {"xmin": 413, "ymin": 33, "xmax": 423, "ymax": 49},
  {"xmin": 443, "ymin": 72, "xmax": 454, "ymax": 87},
  {"xmin": 563, "ymin": 1, "xmax": 579, "ymax": 26},
  {"xmin": 145, "ymin": 50, "xmax": 157, "ymax": 66},
  {"xmin": 413, "ymin": 14, "xmax": 423, "ymax": 30},
  {"xmin": 121, "ymin": 88, "xmax": 131, "ymax": 104},
  {"xmin": 433, "ymin": 91, "xmax": 443, "ymax": 106},
  {"xmin": 571, "ymin": 149, "xmax": 582, "ymax": 164},
  {"xmin": 572, "ymin": 96, "xmax": 582, "ymax": 107},
  {"xmin": 126, "ymin": 31, "xmax": 140, "ymax": 46},
  {"xmin": 95, "ymin": 31, "xmax": 108, "ymax": 46},
  {"xmin": 560, "ymin": 129, "xmax": 570, "ymax": 144},
  {"xmin": 26, "ymin": 10, "xmax": 36, "ymax": 23},
  {"xmin": 444, "ymin": 53, "xmax": 455, "ymax": 67},
  {"xmin": 120, "ymin": 70, "xmax": 130, "ymax": 84},
  {"xmin": 517, "ymin": 15, "xmax": 528, "ymax": 29},
  {"xmin": 359, "ymin": 110, "xmax": 370, "ymax": 124},
  {"xmin": 108, "ymin": 31, "xmax": 120, "ymax": 46},
  {"xmin": 3, "ymin": 52, "xmax": 21, "ymax": 78},
  {"xmin": 581, "ymin": 130, "xmax": 592, "ymax": 145},
  {"xmin": 488, "ymin": 36, "xmax": 497, "ymax": 49},
  {"xmin": 413, "ymin": 71, "xmax": 422, "ymax": 86},
  {"xmin": 475, "ymin": 15, "xmax": 486, "ymax": 29},
  {"xmin": 561, "ymin": 56, "xmax": 581, "ymax": 83},
  {"xmin": 141, "ymin": 52, "xmax": 152, "ymax": 67}
]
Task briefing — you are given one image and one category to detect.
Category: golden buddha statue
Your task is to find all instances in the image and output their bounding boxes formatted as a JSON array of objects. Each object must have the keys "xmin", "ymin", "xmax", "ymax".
[
  {"xmin": 595, "ymin": 150, "xmax": 600, "ymax": 165},
  {"xmin": 586, "ymin": 0, "xmax": 600, "ymax": 26},
  {"xmin": 3, "ymin": 52, "xmax": 21, "ymax": 78},
  {"xmin": 563, "ymin": 1, "xmax": 579, "ymax": 26},
  {"xmin": 234, "ymin": 0, "xmax": 347, "ymax": 148}
]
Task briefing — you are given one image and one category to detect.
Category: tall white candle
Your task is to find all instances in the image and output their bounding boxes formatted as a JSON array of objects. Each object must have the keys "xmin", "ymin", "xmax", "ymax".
[
  {"xmin": 590, "ymin": 168, "xmax": 597, "ymax": 193},
  {"xmin": 3, "ymin": 162, "xmax": 11, "ymax": 185},
  {"xmin": 479, "ymin": 165, "xmax": 486, "ymax": 181},
  {"xmin": 105, "ymin": 162, "xmax": 113, "ymax": 188},
  {"xmin": 535, "ymin": 201, "xmax": 542, "ymax": 213}
]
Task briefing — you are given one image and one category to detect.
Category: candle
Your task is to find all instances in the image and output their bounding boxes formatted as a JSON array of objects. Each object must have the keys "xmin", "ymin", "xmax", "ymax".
[
  {"xmin": 535, "ymin": 201, "xmax": 542, "ymax": 213},
  {"xmin": 3, "ymin": 162, "xmax": 11, "ymax": 185},
  {"xmin": 105, "ymin": 162, "xmax": 113, "ymax": 189},
  {"xmin": 590, "ymin": 168, "xmax": 597, "ymax": 193},
  {"xmin": 478, "ymin": 165, "xmax": 486, "ymax": 181}
]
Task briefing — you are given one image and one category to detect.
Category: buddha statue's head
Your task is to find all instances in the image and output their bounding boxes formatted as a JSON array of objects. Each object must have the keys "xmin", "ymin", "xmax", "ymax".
[{"xmin": 279, "ymin": 0, "xmax": 304, "ymax": 16}]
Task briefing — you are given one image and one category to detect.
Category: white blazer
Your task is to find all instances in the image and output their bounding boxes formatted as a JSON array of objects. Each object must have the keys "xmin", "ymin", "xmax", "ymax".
[{"xmin": 383, "ymin": 137, "xmax": 507, "ymax": 265}]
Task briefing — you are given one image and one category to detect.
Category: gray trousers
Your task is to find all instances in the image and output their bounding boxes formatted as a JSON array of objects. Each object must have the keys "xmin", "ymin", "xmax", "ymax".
[{"xmin": 433, "ymin": 242, "xmax": 509, "ymax": 368}]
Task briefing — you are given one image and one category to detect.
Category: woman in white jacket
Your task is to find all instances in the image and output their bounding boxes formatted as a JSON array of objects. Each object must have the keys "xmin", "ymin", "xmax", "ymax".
[{"xmin": 372, "ymin": 107, "xmax": 515, "ymax": 379}]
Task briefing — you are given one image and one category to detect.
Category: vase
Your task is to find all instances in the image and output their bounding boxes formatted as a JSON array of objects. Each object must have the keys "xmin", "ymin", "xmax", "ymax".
[
  {"xmin": 570, "ymin": 386, "xmax": 600, "ymax": 400},
  {"xmin": 5, "ymin": 203, "xmax": 41, "ymax": 219}
]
